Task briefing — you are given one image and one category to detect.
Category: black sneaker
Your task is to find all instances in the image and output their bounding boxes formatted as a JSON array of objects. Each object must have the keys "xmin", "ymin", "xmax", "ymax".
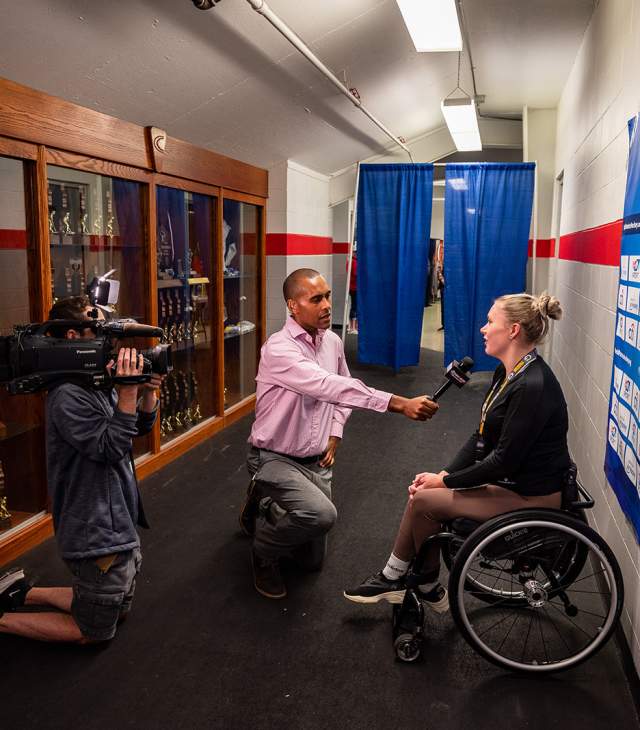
[
  {"xmin": 418, "ymin": 583, "xmax": 449, "ymax": 613},
  {"xmin": 343, "ymin": 571, "xmax": 405, "ymax": 604},
  {"xmin": 0, "ymin": 568, "xmax": 30, "ymax": 615},
  {"xmin": 239, "ymin": 480, "xmax": 261, "ymax": 537},
  {"xmin": 251, "ymin": 550, "xmax": 286, "ymax": 599}
]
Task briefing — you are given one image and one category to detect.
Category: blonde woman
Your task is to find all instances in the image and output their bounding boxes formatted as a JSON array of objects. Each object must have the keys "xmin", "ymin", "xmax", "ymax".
[{"xmin": 344, "ymin": 293, "xmax": 570, "ymax": 610}]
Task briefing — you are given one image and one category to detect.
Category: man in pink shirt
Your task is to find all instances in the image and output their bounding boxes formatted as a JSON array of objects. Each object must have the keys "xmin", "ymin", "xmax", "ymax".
[{"xmin": 241, "ymin": 268, "xmax": 438, "ymax": 599}]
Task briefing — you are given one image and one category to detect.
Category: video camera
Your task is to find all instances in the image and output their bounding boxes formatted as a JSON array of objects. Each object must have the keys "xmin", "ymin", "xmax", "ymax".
[{"xmin": 0, "ymin": 318, "xmax": 172, "ymax": 394}]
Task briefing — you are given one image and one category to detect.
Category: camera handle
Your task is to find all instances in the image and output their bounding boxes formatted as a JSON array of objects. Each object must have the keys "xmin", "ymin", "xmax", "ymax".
[{"xmin": 111, "ymin": 374, "xmax": 154, "ymax": 385}]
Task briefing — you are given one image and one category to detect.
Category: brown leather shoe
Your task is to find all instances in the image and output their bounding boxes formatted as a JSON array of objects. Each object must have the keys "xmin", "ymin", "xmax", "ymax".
[
  {"xmin": 239, "ymin": 479, "xmax": 261, "ymax": 537},
  {"xmin": 251, "ymin": 550, "xmax": 286, "ymax": 599}
]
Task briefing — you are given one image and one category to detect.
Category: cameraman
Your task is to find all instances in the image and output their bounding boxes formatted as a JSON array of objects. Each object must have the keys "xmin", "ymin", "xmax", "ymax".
[{"xmin": 0, "ymin": 296, "xmax": 161, "ymax": 644}]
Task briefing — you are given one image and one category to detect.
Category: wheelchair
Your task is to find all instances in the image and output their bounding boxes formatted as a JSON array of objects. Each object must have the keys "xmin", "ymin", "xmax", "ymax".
[{"xmin": 391, "ymin": 464, "xmax": 624, "ymax": 673}]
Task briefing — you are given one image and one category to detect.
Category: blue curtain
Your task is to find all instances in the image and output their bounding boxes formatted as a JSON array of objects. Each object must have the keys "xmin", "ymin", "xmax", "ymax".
[
  {"xmin": 444, "ymin": 163, "xmax": 535, "ymax": 371},
  {"xmin": 357, "ymin": 163, "xmax": 434, "ymax": 369}
]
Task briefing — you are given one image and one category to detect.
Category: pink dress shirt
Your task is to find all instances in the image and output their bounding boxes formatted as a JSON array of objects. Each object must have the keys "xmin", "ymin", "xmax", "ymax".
[{"xmin": 249, "ymin": 317, "xmax": 392, "ymax": 457}]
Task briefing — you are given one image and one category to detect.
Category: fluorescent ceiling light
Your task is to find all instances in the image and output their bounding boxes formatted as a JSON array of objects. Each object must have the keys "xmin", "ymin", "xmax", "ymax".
[
  {"xmin": 441, "ymin": 96, "xmax": 482, "ymax": 151},
  {"xmin": 396, "ymin": 0, "xmax": 462, "ymax": 52}
]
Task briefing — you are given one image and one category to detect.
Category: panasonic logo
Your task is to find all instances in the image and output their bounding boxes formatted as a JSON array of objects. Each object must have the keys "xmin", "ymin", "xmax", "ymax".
[{"xmin": 76, "ymin": 349, "xmax": 97, "ymax": 355}]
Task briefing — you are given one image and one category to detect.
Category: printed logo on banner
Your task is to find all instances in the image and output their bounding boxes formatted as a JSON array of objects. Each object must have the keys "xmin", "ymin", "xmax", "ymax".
[
  {"xmin": 612, "ymin": 391, "xmax": 619, "ymax": 422},
  {"xmin": 631, "ymin": 418, "xmax": 639, "ymax": 456},
  {"xmin": 614, "ymin": 366, "xmax": 623, "ymax": 394},
  {"xmin": 631, "ymin": 256, "xmax": 640, "ymax": 283},
  {"xmin": 621, "ymin": 374, "xmax": 633, "ymax": 405},
  {"xmin": 619, "ymin": 284, "xmax": 629, "ymax": 310},
  {"xmin": 626, "ymin": 319, "xmax": 638, "ymax": 347},
  {"xmin": 633, "ymin": 383, "xmax": 640, "ymax": 421},
  {"xmin": 617, "ymin": 313, "xmax": 627, "ymax": 340},
  {"xmin": 622, "ymin": 255, "xmax": 630, "ymax": 281},
  {"xmin": 618, "ymin": 433, "xmax": 627, "ymax": 462},
  {"xmin": 609, "ymin": 419, "xmax": 619, "ymax": 451},
  {"xmin": 619, "ymin": 402, "xmax": 631, "ymax": 436},
  {"xmin": 625, "ymin": 444, "xmax": 638, "ymax": 485},
  {"xmin": 629, "ymin": 287, "xmax": 640, "ymax": 315}
]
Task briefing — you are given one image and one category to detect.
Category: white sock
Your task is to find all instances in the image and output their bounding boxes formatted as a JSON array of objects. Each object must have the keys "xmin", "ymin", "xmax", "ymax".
[{"xmin": 382, "ymin": 553, "xmax": 410, "ymax": 581}]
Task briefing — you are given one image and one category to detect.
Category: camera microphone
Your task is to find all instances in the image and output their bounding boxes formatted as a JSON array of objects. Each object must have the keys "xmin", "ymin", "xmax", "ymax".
[
  {"xmin": 431, "ymin": 356, "xmax": 474, "ymax": 401},
  {"xmin": 103, "ymin": 321, "xmax": 164, "ymax": 339}
]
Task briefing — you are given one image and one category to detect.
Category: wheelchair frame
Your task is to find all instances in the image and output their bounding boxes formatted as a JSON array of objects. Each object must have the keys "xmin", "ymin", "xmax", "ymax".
[{"xmin": 391, "ymin": 470, "xmax": 624, "ymax": 673}]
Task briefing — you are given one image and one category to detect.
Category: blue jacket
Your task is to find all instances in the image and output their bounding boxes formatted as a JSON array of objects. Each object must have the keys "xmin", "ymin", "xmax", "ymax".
[{"xmin": 46, "ymin": 383, "xmax": 156, "ymax": 559}]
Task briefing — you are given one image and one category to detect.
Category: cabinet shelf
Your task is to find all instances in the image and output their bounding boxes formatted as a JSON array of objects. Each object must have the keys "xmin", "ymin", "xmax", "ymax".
[{"xmin": 157, "ymin": 277, "xmax": 210, "ymax": 289}]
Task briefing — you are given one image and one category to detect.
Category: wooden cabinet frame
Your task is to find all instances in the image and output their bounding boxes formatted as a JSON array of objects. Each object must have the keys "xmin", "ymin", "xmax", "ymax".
[{"xmin": 0, "ymin": 78, "xmax": 267, "ymax": 564}]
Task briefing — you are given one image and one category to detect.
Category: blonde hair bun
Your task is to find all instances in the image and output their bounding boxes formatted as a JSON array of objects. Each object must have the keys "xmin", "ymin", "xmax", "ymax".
[{"xmin": 537, "ymin": 292, "xmax": 562, "ymax": 321}]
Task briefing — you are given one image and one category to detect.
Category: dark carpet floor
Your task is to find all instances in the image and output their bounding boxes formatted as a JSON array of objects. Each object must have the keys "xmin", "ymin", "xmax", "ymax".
[{"xmin": 3, "ymin": 341, "xmax": 639, "ymax": 730}]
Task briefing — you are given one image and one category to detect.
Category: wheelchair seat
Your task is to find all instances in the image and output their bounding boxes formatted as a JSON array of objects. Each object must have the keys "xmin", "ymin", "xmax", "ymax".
[{"xmin": 449, "ymin": 517, "xmax": 482, "ymax": 536}]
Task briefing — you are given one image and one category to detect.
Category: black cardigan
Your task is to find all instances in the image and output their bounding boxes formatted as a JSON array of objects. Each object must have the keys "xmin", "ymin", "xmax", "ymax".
[{"xmin": 443, "ymin": 357, "xmax": 571, "ymax": 496}]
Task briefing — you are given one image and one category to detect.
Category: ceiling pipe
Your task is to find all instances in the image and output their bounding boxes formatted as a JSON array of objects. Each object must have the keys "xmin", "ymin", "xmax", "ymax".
[{"xmin": 192, "ymin": 0, "xmax": 414, "ymax": 161}]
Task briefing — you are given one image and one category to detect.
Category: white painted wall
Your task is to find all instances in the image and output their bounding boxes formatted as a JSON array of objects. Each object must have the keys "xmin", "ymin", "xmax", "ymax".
[{"xmin": 540, "ymin": 0, "xmax": 640, "ymax": 672}]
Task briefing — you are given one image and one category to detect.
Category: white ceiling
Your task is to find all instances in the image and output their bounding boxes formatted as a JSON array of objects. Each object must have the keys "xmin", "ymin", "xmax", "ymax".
[{"xmin": 0, "ymin": 0, "xmax": 595, "ymax": 175}]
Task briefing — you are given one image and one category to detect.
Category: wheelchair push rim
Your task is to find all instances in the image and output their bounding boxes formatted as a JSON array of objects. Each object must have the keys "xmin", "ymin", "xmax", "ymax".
[
  {"xmin": 449, "ymin": 512, "xmax": 623, "ymax": 673},
  {"xmin": 444, "ymin": 512, "xmax": 589, "ymax": 607}
]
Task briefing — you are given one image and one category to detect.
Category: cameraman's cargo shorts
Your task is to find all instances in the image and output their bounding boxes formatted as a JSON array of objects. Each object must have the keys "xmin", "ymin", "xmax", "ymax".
[{"xmin": 64, "ymin": 548, "xmax": 142, "ymax": 641}]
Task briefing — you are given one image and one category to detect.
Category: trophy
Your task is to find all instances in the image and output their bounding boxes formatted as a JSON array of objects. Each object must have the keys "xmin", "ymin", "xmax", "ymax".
[
  {"xmin": 0, "ymin": 461, "xmax": 10, "ymax": 530},
  {"xmin": 62, "ymin": 211, "xmax": 74, "ymax": 236},
  {"xmin": 93, "ymin": 213, "xmax": 103, "ymax": 235},
  {"xmin": 70, "ymin": 258, "xmax": 83, "ymax": 296}
]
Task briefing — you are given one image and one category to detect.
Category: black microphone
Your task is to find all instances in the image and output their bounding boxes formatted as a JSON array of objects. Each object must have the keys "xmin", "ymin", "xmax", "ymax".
[{"xmin": 431, "ymin": 356, "xmax": 474, "ymax": 401}]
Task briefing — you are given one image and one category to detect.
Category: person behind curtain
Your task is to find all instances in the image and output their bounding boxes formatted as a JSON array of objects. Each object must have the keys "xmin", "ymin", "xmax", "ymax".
[
  {"xmin": 437, "ymin": 262, "xmax": 445, "ymax": 331},
  {"xmin": 240, "ymin": 268, "xmax": 440, "ymax": 599},
  {"xmin": 348, "ymin": 253, "xmax": 358, "ymax": 334},
  {"xmin": 344, "ymin": 292, "xmax": 569, "ymax": 610}
]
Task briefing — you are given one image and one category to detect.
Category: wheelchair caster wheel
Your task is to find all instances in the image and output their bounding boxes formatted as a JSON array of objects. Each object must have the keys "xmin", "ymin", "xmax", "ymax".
[{"xmin": 394, "ymin": 633, "xmax": 422, "ymax": 662}]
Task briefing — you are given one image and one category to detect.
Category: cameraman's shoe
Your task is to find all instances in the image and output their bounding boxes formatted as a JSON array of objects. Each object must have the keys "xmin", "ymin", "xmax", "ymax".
[
  {"xmin": 0, "ymin": 568, "xmax": 30, "ymax": 616},
  {"xmin": 239, "ymin": 480, "xmax": 261, "ymax": 537},
  {"xmin": 251, "ymin": 550, "xmax": 286, "ymax": 599}
]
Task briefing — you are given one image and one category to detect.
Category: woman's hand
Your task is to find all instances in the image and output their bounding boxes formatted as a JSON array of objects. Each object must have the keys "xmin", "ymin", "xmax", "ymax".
[{"xmin": 408, "ymin": 470, "xmax": 448, "ymax": 499}]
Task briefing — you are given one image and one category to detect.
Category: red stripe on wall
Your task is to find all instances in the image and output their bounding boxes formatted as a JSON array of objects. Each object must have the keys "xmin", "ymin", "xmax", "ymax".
[
  {"xmin": 333, "ymin": 241, "xmax": 349, "ymax": 254},
  {"xmin": 0, "ymin": 228, "xmax": 27, "ymax": 249},
  {"xmin": 527, "ymin": 238, "xmax": 555, "ymax": 258},
  {"xmin": 558, "ymin": 219, "xmax": 622, "ymax": 266},
  {"xmin": 266, "ymin": 233, "xmax": 333, "ymax": 256}
]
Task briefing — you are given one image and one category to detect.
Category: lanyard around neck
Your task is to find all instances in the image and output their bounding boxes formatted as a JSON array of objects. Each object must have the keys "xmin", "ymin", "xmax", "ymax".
[{"xmin": 478, "ymin": 349, "xmax": 537, "ymax": 435}]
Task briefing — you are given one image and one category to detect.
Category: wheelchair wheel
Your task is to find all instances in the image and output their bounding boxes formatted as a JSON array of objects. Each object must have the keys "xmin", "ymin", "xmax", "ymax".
[
  {"xmin": 444, "ymin": 509, "xmax": 589, "ymax": 608},
  {"xmin": 449, "ymin": 509, "xmax": 623, "ymax": 673}
]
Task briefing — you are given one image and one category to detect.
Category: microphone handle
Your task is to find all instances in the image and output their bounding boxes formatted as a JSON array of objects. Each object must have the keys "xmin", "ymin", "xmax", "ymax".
[{"xmin": 431, "ymin": 379, "xmax": 452, "ymax": 402}]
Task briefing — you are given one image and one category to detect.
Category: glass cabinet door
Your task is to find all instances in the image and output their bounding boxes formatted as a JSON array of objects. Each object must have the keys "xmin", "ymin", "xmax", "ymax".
[
  {"xmin": 47, "ymin": 166, "xmax": 150, "ymax": 457},
  {"xmin": 0, "ymin": 156, "xmax": 47, "ymax": 538},
  {"xmin": 223, "ymin": 199, "xmax": 260, "ymax": 408},
  {"xmin": 156, "ymin": 186, "xmax": 218, "ymax": 444}
]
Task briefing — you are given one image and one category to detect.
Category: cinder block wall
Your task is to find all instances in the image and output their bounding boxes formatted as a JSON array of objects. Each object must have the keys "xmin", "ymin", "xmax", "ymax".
[
  {"xmin": 265, "ymin": 161, "xmax": 332, "ymax": 337},
  {"xmin": 539, "ymin": 0, "xmax": 640, "ymax": 671}
]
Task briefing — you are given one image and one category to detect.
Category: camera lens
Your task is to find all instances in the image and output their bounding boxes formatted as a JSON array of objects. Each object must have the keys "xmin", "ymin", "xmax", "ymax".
[{"xmin": 141, "ymin": 344, "xmax": 172, "ymax": 375}]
